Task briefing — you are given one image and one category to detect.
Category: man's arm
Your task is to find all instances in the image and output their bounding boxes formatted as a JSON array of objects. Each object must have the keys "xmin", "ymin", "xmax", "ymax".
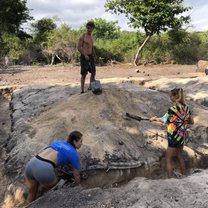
[{"xmin": 77, "ymin": 34, "xmax": 85, "ymax": 55}]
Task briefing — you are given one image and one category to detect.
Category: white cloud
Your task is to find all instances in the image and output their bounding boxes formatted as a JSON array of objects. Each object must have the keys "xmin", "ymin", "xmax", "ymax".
[{"xmin": 26, "ymin": 0, "xmax": 208, "ymax": 31}]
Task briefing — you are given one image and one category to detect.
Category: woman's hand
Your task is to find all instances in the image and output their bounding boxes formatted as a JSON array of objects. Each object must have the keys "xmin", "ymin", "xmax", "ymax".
[
  {"xmin": 149, "ymin": 117, "xmax": 163, "ymax": 123},
  {"xmin": 149, "ymin": 117, "xmax": 157, "ymax": 122},
  {"xmin": 72, "ymin": 169, "xmax": 80, "ymax": 185}
]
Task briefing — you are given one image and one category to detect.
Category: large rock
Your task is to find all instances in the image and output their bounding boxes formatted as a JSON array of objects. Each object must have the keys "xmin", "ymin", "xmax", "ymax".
[
  {"xmin": 196, "ymin": 60, "xmax": 208, "ymax": 73},
  {"xmin": 4, "ymin": 81, "xmax": 208, "ymax": 182}
]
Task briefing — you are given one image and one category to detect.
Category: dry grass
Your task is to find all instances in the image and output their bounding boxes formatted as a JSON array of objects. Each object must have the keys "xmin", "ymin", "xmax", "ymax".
[{"xmin": 2, "ymin": 184, "xmax": 26, "ymax": 208}]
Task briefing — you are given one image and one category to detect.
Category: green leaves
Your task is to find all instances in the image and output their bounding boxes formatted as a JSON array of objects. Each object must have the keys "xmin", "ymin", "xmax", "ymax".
[
  {"xmin": 105, "ymin": 0, "xmax": 191, "ymax": 35},
  {"xmin": 80, "ymin": 18, "xmax": 120, "ymax": 40},
  {"xmin": 31, "ymin": 18, "xmax": 57, "ymax": 43},
  {"xmin": 105, "ymin": 0, "xmax": 191, "ymax": 65},
  {"xmin": 0, "ymin": 0, "xmax": 32, "ymax": 34}
]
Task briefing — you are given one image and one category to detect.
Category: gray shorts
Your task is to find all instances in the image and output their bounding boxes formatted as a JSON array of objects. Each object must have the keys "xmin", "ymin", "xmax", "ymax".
[{"xmin": 25, "ymin": 156, "xmax": 57, "ymax": 186}]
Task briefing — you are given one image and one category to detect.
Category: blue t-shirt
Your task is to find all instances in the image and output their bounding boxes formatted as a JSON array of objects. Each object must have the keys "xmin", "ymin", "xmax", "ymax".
[{"xmin": 49, "ymin": 140, "xmax": 80, "ymax": 170}]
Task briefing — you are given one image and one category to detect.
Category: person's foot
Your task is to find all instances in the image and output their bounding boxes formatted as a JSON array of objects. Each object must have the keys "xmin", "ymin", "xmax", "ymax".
[
  {"xmin": 81, "ymin": 91, "xmax": 84, "ymax": 94},
  {"xmin": 88, "ymin": 87, "xmax": 91, "ymax": 91}
]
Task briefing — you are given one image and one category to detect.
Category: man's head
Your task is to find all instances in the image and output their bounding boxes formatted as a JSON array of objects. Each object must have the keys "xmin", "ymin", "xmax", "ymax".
[
  {"xmin": 86, "ymin": 21, "xmax": 95, "ymax": 34},
  {"xmin": 67, "ymin": 131, "xmax": 83, "ymax": 149}
]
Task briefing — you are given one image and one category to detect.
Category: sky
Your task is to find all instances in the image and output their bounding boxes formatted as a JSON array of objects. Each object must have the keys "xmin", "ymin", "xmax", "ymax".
[{"xmin": 25, "ymin": 0, "xmax": 208, "ymax": 32}]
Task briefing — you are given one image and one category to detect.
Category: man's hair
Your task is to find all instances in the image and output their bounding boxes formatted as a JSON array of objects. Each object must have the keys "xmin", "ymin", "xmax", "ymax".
[
  {"xmin": 67, "ymin": 131, "xmax": 83, "ymax": 145},
  {"xmin": 86, "ymin": 21, "xmax": 95, "ymax": 29}
]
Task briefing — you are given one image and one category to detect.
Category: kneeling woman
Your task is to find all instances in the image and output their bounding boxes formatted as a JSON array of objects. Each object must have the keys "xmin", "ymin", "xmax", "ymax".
[{"xmin": 24, "ymin": 131, "xmax": 83, "ymax": 203}]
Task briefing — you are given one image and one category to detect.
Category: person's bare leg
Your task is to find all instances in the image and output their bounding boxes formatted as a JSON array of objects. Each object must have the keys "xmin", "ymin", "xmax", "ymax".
[
  {"xmin": 25, "ymin": 178, "xmax": 39, "ymax": 203},
  {"xmin": 90, "ymin": 73, "xmax": 95, "ymax": 82},
  {"xmin": 44, "ymin": 178, "xmax": 58, "ymax": 190},
  {"xmin": 89, "ymin": 73, "xmax": 95, "ymax": 89},
  {"xmin": 176, "ymin": 147, "xmax": 185, "ymax": 175},
  {"xmin": 81, "ymin": 75, "xmax": 86, "ymax": 93},
  {"xmin": 166, "ymin": 147, "xmax": 176, "ymax": 178},
  {"xmin": 39, "ymin": 178, "xmax": 58, "ymax": 196}
]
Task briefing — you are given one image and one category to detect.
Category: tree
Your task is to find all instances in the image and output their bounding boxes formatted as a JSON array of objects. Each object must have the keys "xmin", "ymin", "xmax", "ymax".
[
  {"xmin": 43, "ymin": 24, "xmax": 79, "ymax": 64},
  {"xmin": 2, "ymin": 33, "xmax": 32, "ymax": 63},
  {"xmin": 0, "ymin": 0, "xmax": 32, "ymax": 34},
  {"xmin": 80, "ymin": 18, "xmax": 120, "ymax": 40},
  {"xmin": 105, "ymin": 0, "xmax": 191, "ymax": 65},
  {"xmin": 31, "ymin": 17, "xmax": 57, "ymax": 43},
  {"xmin": 0, "ymin": 0, "xmax": 32, "ymax": 60},
  {"xmin": 93, "ymin": 18, "xmax": 120, "ymax": 39},
  {"xmin": 167, "ymin": 28, "xmax": 201, "ymax": 63}
]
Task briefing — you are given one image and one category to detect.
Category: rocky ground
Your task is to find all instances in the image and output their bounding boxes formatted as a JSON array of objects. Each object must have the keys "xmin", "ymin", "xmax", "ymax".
[
  {"xmin": 0, "ymin": 63, "xmax": 207, "ymax": 208},
  {"xmin": 28, "ymin": 169, "xmax": 208, "ymax": 208}
]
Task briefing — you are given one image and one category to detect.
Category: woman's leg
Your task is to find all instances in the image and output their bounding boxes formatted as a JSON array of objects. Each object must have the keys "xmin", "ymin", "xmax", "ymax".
[
  {"xmin": 43, "ymin": 178, "xmax": 58, "ymax": 190},
  {"xmin": 176, "ymin": 147, "xmax": 185, "ymax": 175},
  {"xmin": 166, "ymin": 147, "xmax": 176, "ymax": 178},
  {"xmin": 25, "ymin": 178, "xmax": 39, "ymax": 203}
]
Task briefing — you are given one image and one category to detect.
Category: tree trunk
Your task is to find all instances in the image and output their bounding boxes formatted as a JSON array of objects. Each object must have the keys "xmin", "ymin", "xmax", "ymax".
[
  {"xmin": 51, "ymin": 54, "xmax": 55, "ymax": 65},
  {"xmin": 134, "ymin": 34, "xmax": 152, "ymax": 66}
]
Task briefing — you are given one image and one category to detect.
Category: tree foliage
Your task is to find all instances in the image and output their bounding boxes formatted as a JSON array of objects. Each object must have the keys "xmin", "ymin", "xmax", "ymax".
[
  {"xmin": 80, "ymin": 18, "xmax": 120, "ymax": 40},
  {"xmin": 0, "ymin": 0, "xmax": 32, "ymax": 34},
  {"xmin": 31, "ymin": 17, "xmax": 57, "ymax": 43},
  {"xmin": 0, "ymin": 0, "xmax": 32, "ymax": 61},
  {"xmin": 42, "ymin": 24, "xmax": 80, "ymax": 64},
  {"xmin": 105, "ymin": 0, "xmax": 191, "ymax": 65},
  {"xmin": 93, "ymin": 18, "xmax": 120, "ymax": 39}
]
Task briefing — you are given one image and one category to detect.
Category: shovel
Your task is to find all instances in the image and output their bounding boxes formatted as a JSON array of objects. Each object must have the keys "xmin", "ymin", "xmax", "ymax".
[{"xmin": 125, "ymin": 112, "xmax": 150, "ymax": 122}]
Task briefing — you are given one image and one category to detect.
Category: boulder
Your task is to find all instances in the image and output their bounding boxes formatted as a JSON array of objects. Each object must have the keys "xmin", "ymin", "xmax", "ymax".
[
  {"xmin": 4, "ymin": 81, "xmax": 208, "ymax": 182},
  {"xmin": 196, "ymin": 60, "xmax": 208, "ymax": 73}
]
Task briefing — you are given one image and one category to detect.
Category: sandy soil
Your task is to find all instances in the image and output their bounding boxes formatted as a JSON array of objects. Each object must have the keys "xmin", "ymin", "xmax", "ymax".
[{"xmin": 0, "ymin": 64, "xmax": 201, "ymax": 87}]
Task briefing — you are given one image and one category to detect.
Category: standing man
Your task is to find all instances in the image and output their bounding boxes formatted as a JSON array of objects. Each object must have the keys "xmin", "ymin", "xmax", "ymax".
[{"xmin": 77, "ymin": 21, "xmax": 96, "ymax": 94}]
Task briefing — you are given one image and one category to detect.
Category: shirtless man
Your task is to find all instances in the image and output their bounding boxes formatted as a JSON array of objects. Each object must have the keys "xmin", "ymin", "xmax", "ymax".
[{"xmin": 77, "ymin": 21, "xmax": 96, "ymax": 93}]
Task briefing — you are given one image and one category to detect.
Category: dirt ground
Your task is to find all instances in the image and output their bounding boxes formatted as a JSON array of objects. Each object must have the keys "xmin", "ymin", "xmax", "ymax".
[
  {"xmin": 0, "ymin": 63, "xmax": 207, "ymax": 208},
  {"xmin": 0, "ymin": 64, "xmax": 200, "ymax": 87}
]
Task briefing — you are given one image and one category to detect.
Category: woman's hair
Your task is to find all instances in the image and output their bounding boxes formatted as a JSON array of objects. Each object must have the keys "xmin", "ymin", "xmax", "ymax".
[
  {"xmin": 67, "ymin": 131, "xmax": 83, "ymax": 146},
  {"xmin": 170, "ymin": 88, "xmax": 185, "ymax": 104},
  {"xmin": 86, "ymin": 21, "xmax": 95, "ymax": 29}
]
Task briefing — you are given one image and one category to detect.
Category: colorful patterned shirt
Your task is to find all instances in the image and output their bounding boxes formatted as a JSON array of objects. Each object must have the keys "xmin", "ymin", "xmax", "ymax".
[{"xmin": 162, "ymin": 103, "xmax": 192, "ymax": 144}]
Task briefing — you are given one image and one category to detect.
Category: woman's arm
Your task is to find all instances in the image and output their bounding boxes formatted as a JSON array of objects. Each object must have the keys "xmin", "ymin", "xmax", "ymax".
[
  {"xmin": 188, "ymin": 115, "xmax": 194, "ymax": 125},
  {"xmin": 72, "ymin": 168, "xmax": 80, "ymax": 185},
  {"xmin": 149, "ymin": 116, "xmax": 164, "ymax": 123}
]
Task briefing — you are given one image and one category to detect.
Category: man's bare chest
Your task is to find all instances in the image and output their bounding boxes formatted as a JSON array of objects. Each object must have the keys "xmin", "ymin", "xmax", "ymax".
[{"xmin": 83, "ymin": 35, "xmax": 93, "ymax": 45}]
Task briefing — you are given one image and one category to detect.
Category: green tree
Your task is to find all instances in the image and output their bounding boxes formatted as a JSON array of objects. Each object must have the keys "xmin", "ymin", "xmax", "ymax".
[
  {"xmin": 196, "ymin": 31, "xmax": 208, "ymax": 60},
  {"xmin": 167, "ymin": 28, "xmax": 201, "ymax": 63},
  {"xmin": 105, "ymin": 0, "xmax": 191, "ymax": 65},
  {"xmin": 31, "ymin": 17, "xmax": 57, "ymax": 43},
  {"xmin": 0, "ymin": 0, "xmax": 32, "ymax": 34},
  {"xmin": 0, "ymin": 0, "xmax": 32, "ymax": 60},
  {"xmin": 43, "ymin": 24, "xmax": 79, "ymax": 64},
  {"xmin": 80, "ymin": 18, "xmax": 120, "ymax": 39},
  {"xmin": 93, "ymin": 18, "xmax": 120, "ymax": 39},
  {"xmin": 2, "ymin": 33, "xmax": 32, "ymax": 63}
]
